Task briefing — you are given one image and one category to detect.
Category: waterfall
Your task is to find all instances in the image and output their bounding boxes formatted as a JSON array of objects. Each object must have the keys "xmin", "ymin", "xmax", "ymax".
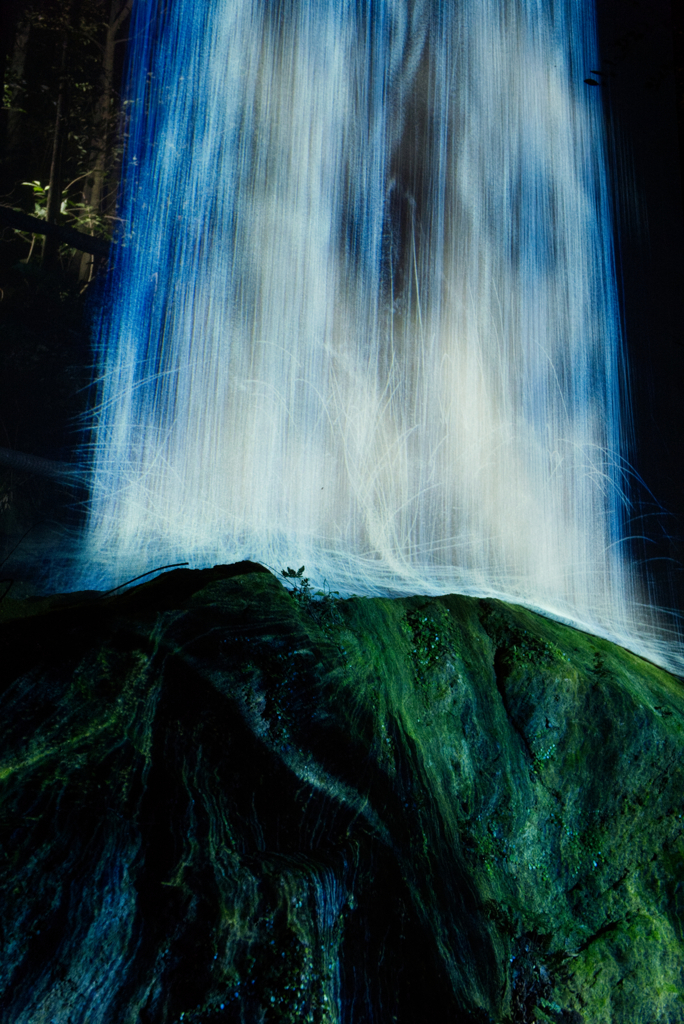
[{"xmin": 78, "ymin": 0, "xmax": 683, "ymax": 673}]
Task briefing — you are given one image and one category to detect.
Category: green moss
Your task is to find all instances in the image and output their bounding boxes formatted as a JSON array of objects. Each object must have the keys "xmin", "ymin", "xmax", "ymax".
[
  {"xmin": 401, "ymin": 606, "xmax": 451, "ymax": 671},
  {"xmin": 1, "ymin": 567, "xmax": 683, "ymax": 1022}
]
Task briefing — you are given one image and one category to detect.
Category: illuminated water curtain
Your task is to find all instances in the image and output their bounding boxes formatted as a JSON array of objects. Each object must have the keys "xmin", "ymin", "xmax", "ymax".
[{"xmin": 83, "ymin": 0, "xmax": 682, "ymax": 672}]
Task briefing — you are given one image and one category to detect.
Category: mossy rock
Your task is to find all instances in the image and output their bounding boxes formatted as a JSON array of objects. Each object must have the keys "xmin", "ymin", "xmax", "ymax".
[{"xmin": 0, "ymin": 563, "xmax": 683, "ymax": 1022}]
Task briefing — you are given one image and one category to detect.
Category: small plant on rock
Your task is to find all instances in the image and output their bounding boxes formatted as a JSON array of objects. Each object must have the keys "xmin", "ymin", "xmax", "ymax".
[
  {"xmin": 280, "ymin": 566, "xmax": 341, "ymax": 626},
  {"xmin": 281, "ymin": 566, "xmax": 314, "ymax": 605}
]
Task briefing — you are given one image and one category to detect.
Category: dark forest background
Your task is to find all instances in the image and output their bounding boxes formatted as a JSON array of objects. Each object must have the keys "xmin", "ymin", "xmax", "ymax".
[
  {"xmin": 0, "ymin": 0, "xmax": 682, "ymax": 616},
  {"xmin": 0, "ymin": 0, "xmax": 131, "ymax": 582}
]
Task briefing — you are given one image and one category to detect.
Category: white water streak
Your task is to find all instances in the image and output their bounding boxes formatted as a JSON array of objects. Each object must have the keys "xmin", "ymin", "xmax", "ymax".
[{"xmin": 80, "ymin": 0, "xmax": 682, "ymax": 672}]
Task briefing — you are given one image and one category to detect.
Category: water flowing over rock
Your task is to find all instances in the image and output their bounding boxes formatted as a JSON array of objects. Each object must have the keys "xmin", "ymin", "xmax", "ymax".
[
  {"xmin": 64, "ymin": 0, "xmax": 684, "ymax": 675},
  {"xmin": 1, "ymin": 563, "xmax": 683, "ymax": 1023}
]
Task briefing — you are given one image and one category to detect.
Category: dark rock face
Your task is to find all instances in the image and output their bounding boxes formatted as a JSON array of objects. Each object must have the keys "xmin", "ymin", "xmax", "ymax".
[{"xmin": 1, "ymin": 563, "xmax": 683, "ymax": 1023}]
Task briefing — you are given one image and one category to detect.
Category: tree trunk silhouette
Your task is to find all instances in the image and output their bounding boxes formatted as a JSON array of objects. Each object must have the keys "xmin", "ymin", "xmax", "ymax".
[
  {"xmin": 0, "ymin": 204, "xmax": 111, "ymax": 256},
  {"xmin": 79, "ymin": 0, "xmax": 132, "ymax": 282},
  {"xmin": 4, "ymin": 8, "xmax": 32, "ymax": 163},
  {"xmin": 41, "ymin": 9, "xmax": 72, "ymax": 272}
]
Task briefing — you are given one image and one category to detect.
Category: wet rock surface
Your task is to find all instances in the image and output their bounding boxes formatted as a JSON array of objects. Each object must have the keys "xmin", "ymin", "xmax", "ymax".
[{"xmin": 1, "ymin": 562, "xmax": 683, "ymax": 1023}]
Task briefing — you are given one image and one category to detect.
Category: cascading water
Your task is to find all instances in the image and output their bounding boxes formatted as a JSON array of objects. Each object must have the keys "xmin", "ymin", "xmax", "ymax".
[{"xmin": 76, "ymin": 0, "xmax": 683, "ymax": 673}]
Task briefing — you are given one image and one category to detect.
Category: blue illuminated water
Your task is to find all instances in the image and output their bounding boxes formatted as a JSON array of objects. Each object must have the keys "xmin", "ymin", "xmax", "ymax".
[{"xmin": 74, "ymin": 0, "xmax": 682, "ymax": 672}]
